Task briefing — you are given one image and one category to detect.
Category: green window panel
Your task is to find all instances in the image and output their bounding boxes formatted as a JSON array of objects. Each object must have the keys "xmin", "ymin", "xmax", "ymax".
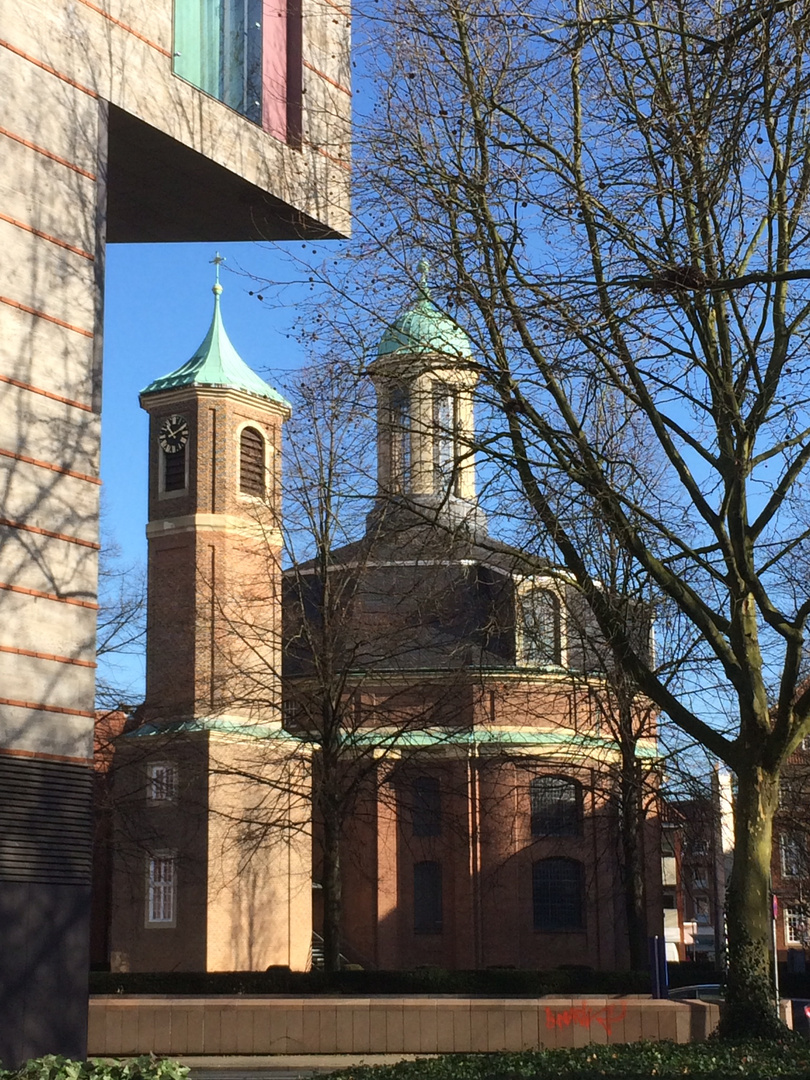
[{"xmin": 174, "ymin": 0, "xmax": 263, "ymax": 125}]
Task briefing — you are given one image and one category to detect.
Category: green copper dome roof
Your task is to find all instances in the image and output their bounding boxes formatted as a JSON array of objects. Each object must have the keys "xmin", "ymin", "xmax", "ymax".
[
  {"xmin": 141, "ymin": 278, "xmax": 291, "ymax": 408},
  {"xmin": 377, "ymin": 261, "xmax": 472, "ymax": 361}
]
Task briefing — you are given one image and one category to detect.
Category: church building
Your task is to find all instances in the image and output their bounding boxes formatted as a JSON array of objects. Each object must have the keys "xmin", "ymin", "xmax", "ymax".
[
  {"xmin": 285, "ymin": 265, "xmax": 664, "ymax": 971},
  {"xmin": 107, "ymin": 266, "xmax": 663, "ymax": 974}
]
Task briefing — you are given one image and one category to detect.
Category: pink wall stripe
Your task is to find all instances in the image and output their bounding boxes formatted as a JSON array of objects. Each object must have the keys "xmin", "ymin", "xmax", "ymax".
[{"xmin": 262, "ymin": 0, "xmax": 287, "ymax": 141}]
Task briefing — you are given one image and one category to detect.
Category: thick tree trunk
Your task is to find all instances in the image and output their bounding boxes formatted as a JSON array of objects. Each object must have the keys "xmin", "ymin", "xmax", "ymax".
[
  {"xmin": 321, "ymin": 806, "xmax": 343, "ymax": 974},
  {"xmin": 720, "ymin": 764, "xmax": 784, "ymax": 1039},
  {"xmin": 619, "ymin": 755, "xmax": 648, "ymax": 970}
]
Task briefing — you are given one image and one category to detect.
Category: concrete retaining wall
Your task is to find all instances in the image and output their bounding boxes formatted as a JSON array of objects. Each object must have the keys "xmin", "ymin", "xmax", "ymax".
[{"xmin": 88, "ymin": 995, "xmax": 721, "ymax": 1055}]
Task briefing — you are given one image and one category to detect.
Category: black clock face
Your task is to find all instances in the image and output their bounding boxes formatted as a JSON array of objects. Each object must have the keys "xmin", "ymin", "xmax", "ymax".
[{"xmin": 158, "ymin": 414, "xmax": 189, "ymax": 454}]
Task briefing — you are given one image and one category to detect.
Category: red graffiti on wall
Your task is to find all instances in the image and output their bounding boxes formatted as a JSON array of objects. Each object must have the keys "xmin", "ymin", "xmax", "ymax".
[{"xmin": 545, "ymin": 1002, "xmax": 628, "ymax": 1037}]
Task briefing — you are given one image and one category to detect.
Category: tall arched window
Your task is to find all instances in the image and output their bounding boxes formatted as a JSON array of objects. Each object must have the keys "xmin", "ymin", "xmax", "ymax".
[
  {"xmin": 433, "ymin": 384, "xmax": 457, "ymax": 492},
  {"xmin": 530, "ymin": 776, "xmax": 581, "ymax": 836},
  {"xmin": 532, "ymin": 858, "xmax": 584, "ymax": 931},
  {"xmin": 519, "ymin": 586, "xmax": 561, "ymax": 665},
  {"xmin": 390, "ymin": 385, "xmax": 411, "ymax": 491},
  {"xmin": 240, "ymin": 426, "xmax": 265, "ymax": 497}
]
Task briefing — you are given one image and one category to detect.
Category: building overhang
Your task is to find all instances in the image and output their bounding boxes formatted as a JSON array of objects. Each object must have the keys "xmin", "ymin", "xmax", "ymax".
[{"xmin": 106, "ymin": 105, "xmax": 345, "ymax": 244}]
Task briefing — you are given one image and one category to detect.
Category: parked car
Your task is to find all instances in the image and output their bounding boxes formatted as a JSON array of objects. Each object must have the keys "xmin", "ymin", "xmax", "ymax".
[{"xmin": 668, "ymin": 984, "xmax": 724, "ymax": 1003}]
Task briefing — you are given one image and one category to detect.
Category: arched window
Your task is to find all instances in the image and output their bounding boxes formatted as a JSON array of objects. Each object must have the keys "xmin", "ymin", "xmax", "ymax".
[
  {"xmin": 240, "ymin": 426, "xmax": 265, "ymax": 497},
  {"xmin": 530, "ymin": 775, "xmax": 581, "ymax": 837},
  {"xmin": 532, "ymin": 858, "xmax": 584, "ymax": 931},
  {"xmin": 519, "ymin": 586, "xmax": 561, "ymax": 665},
  {"xmin": 389, "ymin": 385, "xmax": 411, "ymax": 490},
  {"xmin": 412, "ymin": 775, "xmax": 441, "ymax": 837},
  {"xmin": 433, "ymin": 384, "xmax": 457, "ymax": 491}
]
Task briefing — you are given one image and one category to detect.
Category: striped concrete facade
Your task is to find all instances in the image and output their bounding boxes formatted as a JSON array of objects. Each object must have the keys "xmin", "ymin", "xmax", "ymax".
[{"xmin": 0, "ymin": 0, "xmax": 350, "ymax": 1064}]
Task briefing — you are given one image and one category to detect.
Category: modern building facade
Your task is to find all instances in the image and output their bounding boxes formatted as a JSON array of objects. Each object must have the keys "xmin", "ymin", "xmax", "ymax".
[{"xmin": 0, "ymin": 0, "xmax": 349, "ymax": 1062}]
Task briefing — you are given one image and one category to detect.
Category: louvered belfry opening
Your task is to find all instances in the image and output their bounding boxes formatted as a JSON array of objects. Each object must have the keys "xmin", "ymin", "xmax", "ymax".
[
  {"xmin": 240, "ymin": 426, "xmax": 265, "ymax": 497},
  {"xmin": 164, "ymin": 446, "xmax": 186, "ymax": 491}
]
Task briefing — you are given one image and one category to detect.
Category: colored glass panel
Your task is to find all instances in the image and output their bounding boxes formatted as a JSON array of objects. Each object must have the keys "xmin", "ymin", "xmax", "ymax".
[{"xmin": 174, "ymin": 0, "xmax": 264, "ymax": 124}]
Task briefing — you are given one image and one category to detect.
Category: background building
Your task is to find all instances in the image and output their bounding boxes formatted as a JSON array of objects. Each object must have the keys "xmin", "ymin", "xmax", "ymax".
[
  {"xmin": 772, "ymin": 738, "xmax": 810, "ymax": 965},
  {"xmin": 0, "ymin": 0, "xmax": 349, "ymax": 1062},
  {"xmin": 660, "ymin": 768, "xmax": 734, "ymax": 964}
]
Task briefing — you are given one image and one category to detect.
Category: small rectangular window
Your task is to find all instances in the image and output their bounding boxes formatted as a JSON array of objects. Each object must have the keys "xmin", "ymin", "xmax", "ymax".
[
  {"xmin": 282, "ymin": 699, "xmax": 300, "ymax": 728},
  {"xmin": 147, "ymin": 762, "xmax": 177, "ymax": 803},
  {"xmin": 412, "ymin": 776, "xmax": 441, "ymax": 837},
  {"xmin": 530, "ymin": 775, "xmax": 580, "ymax": 837},
  {"xmin": 147, "ymin": 853, "xmax": 177, "ymax": 925},
  {"xmin": 694, "ymin": 896, "xmax": 711, "ymax": 924},
  {"xmin": 532, "ymin": 858, "xmax": 584, "ymax": 931},
  {"xmin": 519, "ymin": 586, "xmax": 561, "ymax": 666},
  {"xmin": 786, "ymin": 907, "xmax": 808, "ymax": 946},
  {"xmin": 414, "ymin": 861, "xmax": 442, "ymax": 934},
  {"xmin": 780, "ymin": 833, "xmax": 805, "ymax": 878}
]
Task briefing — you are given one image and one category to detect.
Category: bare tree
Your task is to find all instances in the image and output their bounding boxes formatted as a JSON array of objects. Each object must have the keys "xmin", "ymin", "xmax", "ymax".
[
  {"xmin": 95, "ymin": 526, "xmax": 146, "ymax": 713},
  {"xmin": 318, "ymin": 0, "xmax": 810, "ymax": 1035}
]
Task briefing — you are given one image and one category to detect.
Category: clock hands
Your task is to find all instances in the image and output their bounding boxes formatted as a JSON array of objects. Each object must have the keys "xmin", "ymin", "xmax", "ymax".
[{"xmin": 159, "ymin": 415, "xmax": 189, "ymax": 453}]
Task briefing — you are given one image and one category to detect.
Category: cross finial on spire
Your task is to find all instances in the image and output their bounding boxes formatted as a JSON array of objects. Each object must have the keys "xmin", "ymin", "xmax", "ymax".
[{"xmin": 211, "ymin": 252, "xmax": 225, "ymax": 296}]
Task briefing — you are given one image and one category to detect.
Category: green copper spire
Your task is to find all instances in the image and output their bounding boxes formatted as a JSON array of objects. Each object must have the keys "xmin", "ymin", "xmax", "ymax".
[
  {"xmin": 377, "ymin": 259, "xmax": 472, "ymax": 361},
  {"xmin": 141, "ymin": 257, "xmax": 291, "ymax": 408}
]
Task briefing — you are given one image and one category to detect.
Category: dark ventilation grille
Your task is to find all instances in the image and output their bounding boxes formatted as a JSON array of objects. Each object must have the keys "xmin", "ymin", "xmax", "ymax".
[
  {"xmin": 164, "ymin": 446, "xmax": 186, "ymax": 491},
  {"xmin": 240, "ymin": 426, "xmax": 265, "ymax": 497},
  {"xmin": 0, "ymin": 756, "xmax": 93, "ymax": 885}
]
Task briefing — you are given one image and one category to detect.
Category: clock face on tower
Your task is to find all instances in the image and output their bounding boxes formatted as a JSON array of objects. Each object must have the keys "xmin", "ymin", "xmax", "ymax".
[{"xmin": 158, "ymin": 414, "xmax": 189, "ymax": 454}]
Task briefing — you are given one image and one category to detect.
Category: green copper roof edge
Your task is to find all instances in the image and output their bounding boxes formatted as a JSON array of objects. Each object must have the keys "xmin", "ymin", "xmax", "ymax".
[
  {"xmin": 339, "ymin": 664, "xmax": 592, "ymax": 679},
  {"xmin": 340, "ymin": 728, "xmax": 657, "ymax": 753},
  {"xmin": 141, "ymin": 287, "xmax": 292, "ymax": 409},
  {"xmin": 126, "ymin": 717, "xmax": 299, "ymax": 739},
  {"xmin": 127, "ymin": 721, "xmax": 657, "ymax": 758}
]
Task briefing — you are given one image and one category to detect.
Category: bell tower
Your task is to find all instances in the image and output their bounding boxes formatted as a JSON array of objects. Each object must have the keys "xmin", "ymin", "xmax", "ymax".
[
  {"xmin": 110, "ymin": 263, "xmax": 311, "ymax": 975},
  {"xmin": 139, "ymin": 262, "xmax": 290, "ymax": 726},
  {"xmin": 368, "ymin": 260, "xmax": 486, "ymax": 536}
]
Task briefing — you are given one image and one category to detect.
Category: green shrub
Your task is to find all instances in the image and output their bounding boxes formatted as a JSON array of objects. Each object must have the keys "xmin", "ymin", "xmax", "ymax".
[
  {"xmin": 0, "ymin": 1056, "xmax": 189, "ymax": 1080},
  {"xmin": 326, "ymin": 1041, "xmax": 810, "ymax": 1080},
  {"xmin": 88, "ymin": 967, "xmax": 652, "ymax": 997}
]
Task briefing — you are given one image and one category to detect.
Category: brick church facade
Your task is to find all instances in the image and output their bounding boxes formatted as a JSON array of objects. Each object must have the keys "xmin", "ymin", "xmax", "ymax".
[{"xmin": 107, "ymin": 269, "xmax": 663, "ymax": 972}]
